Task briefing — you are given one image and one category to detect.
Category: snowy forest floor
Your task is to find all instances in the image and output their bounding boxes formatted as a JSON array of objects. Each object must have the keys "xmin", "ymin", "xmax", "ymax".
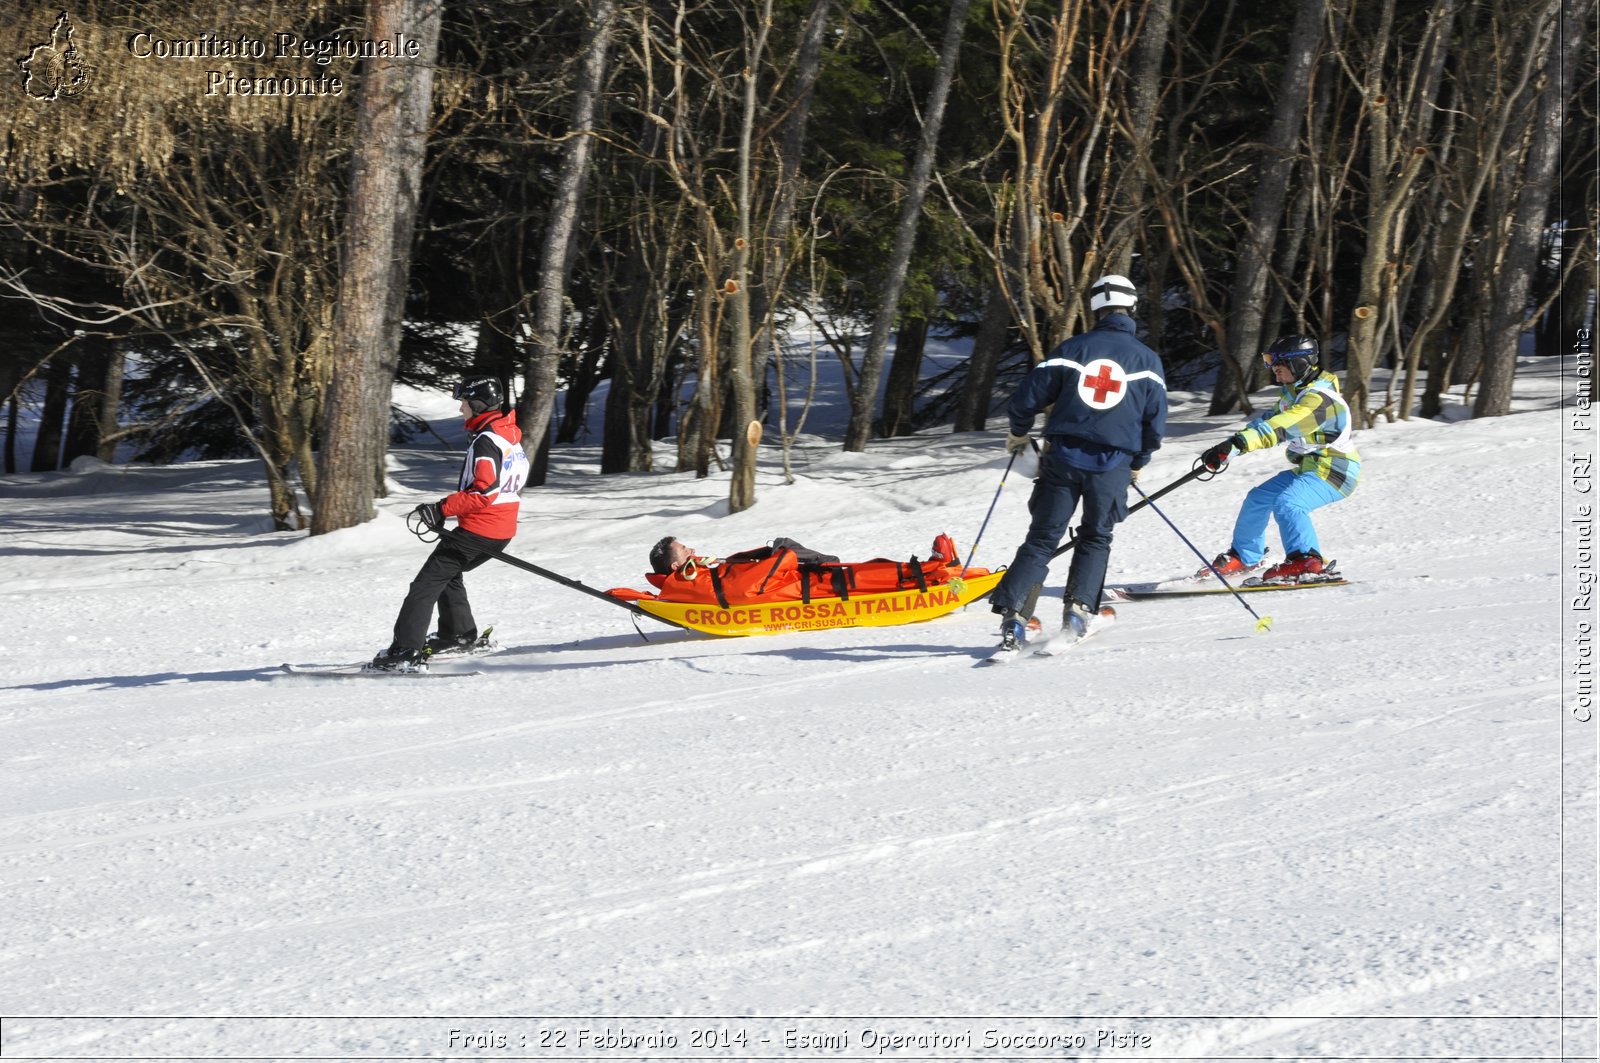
[{"xmin": 0, "ymin": 359, "xmax": 1594, "ymax": 1061}]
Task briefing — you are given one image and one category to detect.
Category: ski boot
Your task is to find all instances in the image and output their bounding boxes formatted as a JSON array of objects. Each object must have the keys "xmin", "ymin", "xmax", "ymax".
[
  {"xmin": 1261, "ymin": 550, "xmax": 1325, "ymax": 583},
  {"xmin": 1195, "ymin": 548, "xmax": 1267, "ymax": 581},
  {"xmin": 367, "ymin": 644, "xmax": 426, "ymax": 673},
  {"xmin": 996, "ymin": 611, "xmax": 1029, "ymax": 655},
  {"xmin": 1065, "ymin": 600, "xmax": 1115, "ymax": 641}
]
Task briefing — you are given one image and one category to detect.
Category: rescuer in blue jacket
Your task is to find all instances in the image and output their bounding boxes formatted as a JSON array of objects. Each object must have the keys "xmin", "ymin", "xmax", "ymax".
[{"xmin": 988, "ymin": 274, "xmax": 1168, "ymax": 655}]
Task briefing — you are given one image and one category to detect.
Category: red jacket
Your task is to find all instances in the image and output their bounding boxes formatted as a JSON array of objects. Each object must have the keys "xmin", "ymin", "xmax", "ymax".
[{"xmin": 440, "ymin": 409, "xmax": 528, "ymax": 540}]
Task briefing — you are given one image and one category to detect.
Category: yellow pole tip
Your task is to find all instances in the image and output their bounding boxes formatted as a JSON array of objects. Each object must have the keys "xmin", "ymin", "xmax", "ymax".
[{"xmin": 1255, "ymin": 616, "xmax": 1274, "ymax": 632}]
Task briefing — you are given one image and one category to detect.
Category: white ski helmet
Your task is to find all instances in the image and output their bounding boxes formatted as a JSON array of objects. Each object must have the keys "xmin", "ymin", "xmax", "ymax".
[{"xmin": 1088, "ymin": 274, "xmax": 1138, "ymax": 312}]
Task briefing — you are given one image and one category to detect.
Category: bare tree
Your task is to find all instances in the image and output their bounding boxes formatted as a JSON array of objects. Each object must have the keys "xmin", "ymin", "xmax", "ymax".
[
  {"xmin": 1402, "ymin": 0, "xmax": 1526, "ymax": 418},
  {"xmin": 842, "ymin": 0, "xmax": 970, "ymax": 452},
  {"xmin": 600, "ymin": 7, "xmax": 695, "ymax": 476},
  {"xmin": 1473, "ymin": 0, "xmax": 1578, "ymax": 416},
  {"xmin": 1102, "ymin": 0, "xmax": 1172, "ymax": 279},
  {"xmin": 1210, "ymin": 0, "xmax": 1324, "ymax": 415},
  {"xmin": 516, "ymin": 0, "xmax": 619, "ymax": 486},
  {"xmin": 1332, "ymin": 0, "xmax": 1436, "ymax": 427},
  {"xmin": 314, "ymin": 0, "xmax": 444, "ymax": 533},
  {"xmin": 725, "ymin": 0, "xmax": 776, "ymax": 510},
  {"xmin": 992, "ymin": 0, "xmax": 1098, "ymax": 364},
  {"xmin": 1, "ymin": 1, "xmax": 361, "ymax": 528},
  {"xmin": 756, "ymin": 0, "xmax": 834, "ymax": 476}
]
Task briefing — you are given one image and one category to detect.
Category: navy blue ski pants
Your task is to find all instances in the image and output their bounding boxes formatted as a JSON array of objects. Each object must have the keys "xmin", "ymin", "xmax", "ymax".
[{"xmin": 989, "ymin": 454, "xmax": 1130, "ymax": 618}]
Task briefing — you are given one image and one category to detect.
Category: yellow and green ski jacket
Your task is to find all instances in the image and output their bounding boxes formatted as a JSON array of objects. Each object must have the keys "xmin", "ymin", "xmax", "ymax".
[{"xmin": 1234, "ymin": 370, "xmax": 1361, "ymax": 496}]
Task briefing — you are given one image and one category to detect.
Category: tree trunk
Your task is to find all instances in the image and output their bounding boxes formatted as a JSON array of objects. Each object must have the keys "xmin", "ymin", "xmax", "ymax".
[
  {"xmin": 601, "ymin": 349, "xmax": 643, "ymax": 475},
  {"xmin": 64, "ymin": 341, "xmax": 108, "ymax": 464},
  {"xmin": 600, "ymin": 247, "xmax": 673, "ymax": 474},
  {"xmin": 1104, "ymin": 0, "xmax": 1171, "ymax": 277},
  {"xmin": 31, "ymin": 355, "xmax": 69, "ymax": 472},
  {"xmin": 95, "ymin": 342, "xmax": 125, "ymax": 463},
  {"xmin": 878, "ymin": 316, "xmax": 930, "ymax": 437},
  {"xmin": 1476, "ymin": 0, "xmax": 1572, "ymax": 416},
  {"xmin": 1210, "ymin": 0, "xmax": 1323, "ymax": 416},
  {"xmin": 1262, "ymin": 178, "xmax": 1316, "ymax": 348},
  {"xmin": 681, "ymin": 284, "xmax": 723, "ymax": 478},
  {"xmin": 751, "ymin": 0, "xmax": 833, "ymax": 340},
  {"xmin": 4, "ymin": 392, "xmax": 16, "ymax": 474},
  {"xmin": 953, "ymin": 283, "xmax": 1016, "ymax": 433},
  {"xmin": 756, "ymin": 0, "xmax": 833, "ymax": 480},
  {"xmin": 557, "ymin": 310, "xmax": 608, "ymax": 443},
  {"xmin": 727, "ymin": 0, "xmax": 775, "ymax": 512},
  {"xmin": 844, "ymin": 0, "xmax": 970, "ymax": 452},
  {"xmin": 1343, "ymin": 0, "xmax": 1423, "ymax": 428},
  {"xmin": 516, "ymin": 0, "xmax": 617, "ymax": 486},
  {"xmin": 259, "ymin": 382, "xmax": 307, "ymax": 531},
  {"xmin": 313, "ymin": 0, "xmax": 442, "ymax": 535},
  {"xmin": 1346, "ymin": 148, "xmax": 1427, "ymax": 427}
]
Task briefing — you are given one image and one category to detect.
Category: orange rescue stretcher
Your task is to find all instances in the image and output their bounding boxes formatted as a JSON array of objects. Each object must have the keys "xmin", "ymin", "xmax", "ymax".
[{"xmin": 606, "ymin": 535, "xmax": 1000, "ymax": 638}]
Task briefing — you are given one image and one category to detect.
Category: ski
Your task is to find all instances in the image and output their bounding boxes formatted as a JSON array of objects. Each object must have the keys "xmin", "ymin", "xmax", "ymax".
[
  {"xmin": 977, "ymin": 644, "xmax": 1029, "ymax": 667},
  {"xmin": 1110, "ymin": 571, "xmax": 1349, "ymax": 599},
  {"xmin": 1031, "ymin": 607, "xmax": 1116, "ymax": 657},
  {"xmin": 978, "ymin": 608, "xmax": 1114, "ymax": 665},
  {"xmin": 1241, "ymin": 570, "xmax": 1346, "ymax": 589},
  {"xmin": 280, "ymin": 663, "xmax": 483, "ymax": 679},
  {"xmin": 280, "ymin": 626, "xmax": 500, "ymax": 679},
  {"xmin": 424, "ymin": 626, "xmax": 499, "ymax": 660}
]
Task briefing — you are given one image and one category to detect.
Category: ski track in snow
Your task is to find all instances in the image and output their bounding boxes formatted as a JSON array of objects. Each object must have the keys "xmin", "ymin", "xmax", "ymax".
[{"xmin": 0, "ymin": 360, "xmax": 1593, "ymax": 1060}]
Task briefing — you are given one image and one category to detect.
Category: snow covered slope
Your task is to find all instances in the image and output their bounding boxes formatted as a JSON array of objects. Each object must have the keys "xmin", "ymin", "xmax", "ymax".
[{"xmin": 0, "ymin": 360, "xmax": 1593, "ymax": 1060}]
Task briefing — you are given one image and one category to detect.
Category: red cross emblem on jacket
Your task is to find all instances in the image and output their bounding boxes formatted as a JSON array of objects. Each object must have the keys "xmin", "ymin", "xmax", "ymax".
[{"xmin": 1077, "ymin": 359, "xmax": 1128, "ymax": 409}]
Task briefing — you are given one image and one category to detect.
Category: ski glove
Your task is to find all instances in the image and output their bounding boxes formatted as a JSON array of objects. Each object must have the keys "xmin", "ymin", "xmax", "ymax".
[
  {"xmin": 412, "ymin": 501, "xmax": 445, "ymax": 533},
  {"xmin": 1005, "ymin": 431, "xmax": 1031, "ymax": 455},
  {"xmin": 1129, "ymin": 466, "xmax": 1143, "ymax": 484},
  {"xmin": 1200, "ymin": 435, "xmax": 1244, "ymax": 471}
]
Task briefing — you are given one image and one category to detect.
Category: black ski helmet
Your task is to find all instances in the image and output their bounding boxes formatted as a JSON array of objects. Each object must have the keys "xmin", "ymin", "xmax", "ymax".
[
  {"xmin": 1262, "ymin": 334, "xmax": 1319, "ymax": 385},
  {"xmin": 454, "ymin": 376, "xmax": 503, "ymax": 413}
]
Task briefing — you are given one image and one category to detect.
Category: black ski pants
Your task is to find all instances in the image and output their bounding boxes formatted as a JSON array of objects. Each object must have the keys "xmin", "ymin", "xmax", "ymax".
[{"xmin": 392, "ymin": 529, "xmax": 510, "ymax": 651}]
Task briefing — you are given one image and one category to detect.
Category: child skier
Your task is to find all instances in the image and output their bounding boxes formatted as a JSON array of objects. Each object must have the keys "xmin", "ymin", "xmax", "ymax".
[
  {"xmin": 1196, "ymin": 334, "xmax": 1361, "ymax": 583},
  {"xmin": 370, "ymin": 377, "xmax": 529, "ymax": 671}
]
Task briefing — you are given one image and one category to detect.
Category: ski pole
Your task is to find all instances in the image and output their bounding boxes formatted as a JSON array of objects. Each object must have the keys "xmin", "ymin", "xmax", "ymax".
[
  {"xmin": 1017, "ymin": 444, "xmax": 1215, "ymax": 619},
  {"xmin": 406, "ymin": 516, "xmax": 694, "ymax": 634},
  {"xmin": 960, "ymin": 445, "xmax": 1023, "ymax": 577},
  {"xmin": 1132, "ymin": 481, "xmax": 1272, "ymax": 633},
  {"xmin": 484, "ymin": 548, "xmax": 695, "ymax": 633},
  {"xmin": 1049, "ymin": 459, "xmax": 1217, "ymax": 561}
]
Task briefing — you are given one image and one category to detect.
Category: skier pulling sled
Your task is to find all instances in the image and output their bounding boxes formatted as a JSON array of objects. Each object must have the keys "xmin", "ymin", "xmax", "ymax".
[
  {"xmin": 369, "ymin": 376, "xmax": 530, "ymax": 674},
  {"xmin": 982, "ymin": 273, "xmax": 1169, "ymax": 663}
]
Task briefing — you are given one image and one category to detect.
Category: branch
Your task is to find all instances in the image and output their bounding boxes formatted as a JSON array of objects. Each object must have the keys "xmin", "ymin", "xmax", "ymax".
[{"xmin": 0, "ymin": 269, "xmax": 189, "ymax": 327}]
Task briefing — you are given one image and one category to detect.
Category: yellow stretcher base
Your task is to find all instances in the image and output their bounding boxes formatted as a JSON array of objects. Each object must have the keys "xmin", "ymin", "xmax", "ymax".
[{"xmin": 629, "ymin": 570, "xmax": 1003, "ymax": 638}]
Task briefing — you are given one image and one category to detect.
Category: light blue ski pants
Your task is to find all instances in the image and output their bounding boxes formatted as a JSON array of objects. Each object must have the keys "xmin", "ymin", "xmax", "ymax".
[{"xmin": 1232, "ymin": 470, "xmax": 1345, "ymax": 563}]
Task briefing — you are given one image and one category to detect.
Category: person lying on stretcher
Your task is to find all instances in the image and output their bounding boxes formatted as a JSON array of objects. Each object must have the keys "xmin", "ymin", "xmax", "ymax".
[
  {"xmin": 649, "ymin": 536, "xmax": 840, "ymax": 577},
  {"xmin": 634, "ymin": 533, "xmax": 963, "ymax": 605}
]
